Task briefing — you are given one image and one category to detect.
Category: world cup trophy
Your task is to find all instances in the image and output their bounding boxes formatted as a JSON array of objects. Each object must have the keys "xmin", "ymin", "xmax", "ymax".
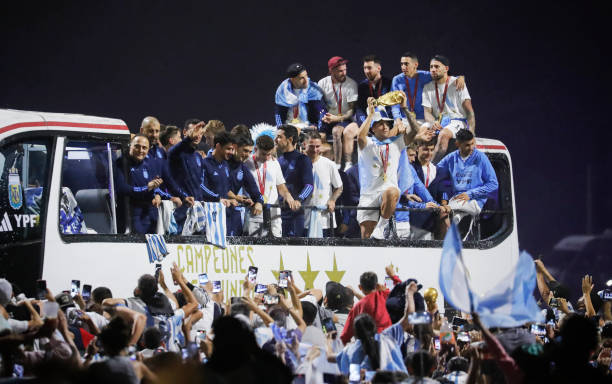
[
  {"xmin": 423, "ymin": 287, "xmax": 438, "ymax": 312},
  {"xmin": 373, "ymin": 90, "xmax": 406, "ymax": 106}
]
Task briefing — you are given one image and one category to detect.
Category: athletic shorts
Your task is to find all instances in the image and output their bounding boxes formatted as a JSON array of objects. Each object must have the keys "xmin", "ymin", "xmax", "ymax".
[
  {"xmin": 319, "ymin": 120, "xmax": 351, "ymax": 136},
  {"xmin": 357, "ymin": 193, "xmax": 383, "ymax": 224},
  {"xmin": 422, "ymin": 119, "xmax": 468, "ymax": 138}
]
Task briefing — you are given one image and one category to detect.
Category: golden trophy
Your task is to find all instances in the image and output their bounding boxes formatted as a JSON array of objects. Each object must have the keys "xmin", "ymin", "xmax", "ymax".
[
  {"xmin": 423, "ymin": 287, "xmax": 438, "ymax": 311},
  {"xmin": 374, "ymin": 90, "xmax": 406, "ymax": 106}
]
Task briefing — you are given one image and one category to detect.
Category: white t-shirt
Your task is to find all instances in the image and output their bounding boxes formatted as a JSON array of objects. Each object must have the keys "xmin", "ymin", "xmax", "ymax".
[
  {"xmin": 421, "ymin": 162, "xmax": 437, "ymax": 188},
  {"xmin": 304, "ymin": 156, "xmax": 343, "ymax": 229},
  {"xmin": 421, "ymin": 76, "xmax": 471, "ymax": 119},
  {"xmin": 244, "ymin": 156, "xmax": 285, "ymax": 222},
  {"xmin": 86, "ymin": 311, "xmax": 110, "ymax": 330},
  {"xmin": 317, "ymin": 76, "xmax": 358, "ymax": 116},
  {"xmin": 358, "ymin": 136, "xmax": 406, "ymax": 196}
]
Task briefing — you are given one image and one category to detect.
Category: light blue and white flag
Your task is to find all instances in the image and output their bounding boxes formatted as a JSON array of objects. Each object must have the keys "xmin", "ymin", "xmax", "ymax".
[
  {"xmin": 203, "ymin": 202, "xmax": 227, "ymax": 249},
  {"xmin": 477, "ymin": 251, "xmax": 545, "ymax": 328},
  {"xmin": 439, "ymin": 223, "xmax": 477, "ymax": 313},
  {"xmin": 145, "ymin": 234, "xmax": 169, "ymax": 263}
]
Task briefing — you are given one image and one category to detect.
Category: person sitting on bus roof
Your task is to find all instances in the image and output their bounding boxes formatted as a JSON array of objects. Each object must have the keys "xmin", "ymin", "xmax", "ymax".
[
  {"xmin": 436, "ymin": 129, "xmax": 498, "ymax": 238},
  {"xmin": 356, "ymin": 97, "xmax": 431, "ymax": 240},
  {"xmin": 140, "ymin": 116, "xmax": 166, "ymax": 160},
  {"xmin": 226, "ymin": 134, "xmax": 263, "ymax": 236},
  {"xmin": 275, "ymin": 124, "xmax": 314, "ymax": 237},
  {"xmin": 201, "ymin": 131, "xmax": 237, "ymax": 209},
  {"xmin": 114, "ymin": 134, "xmax": 189, "ymax": 234},
  {"xmin": 421, "ymin": 55, "xmax": 475, "ymax": 164},
  {"xmin": 243, "ymin": 135, "xmax": 296, "ymax": 238}
]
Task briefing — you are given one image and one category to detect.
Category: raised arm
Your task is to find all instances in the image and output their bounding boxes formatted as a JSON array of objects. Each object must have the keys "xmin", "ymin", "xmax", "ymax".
[
  {"xmin": 462, "ymin": 99, "xmax": 476, "ymax": 133},
  {"xmin": 358, "ymin": 97, "xmax": 376, "ymax": 150}
]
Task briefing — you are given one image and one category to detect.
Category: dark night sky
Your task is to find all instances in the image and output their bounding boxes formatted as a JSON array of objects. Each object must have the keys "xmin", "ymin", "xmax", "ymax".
[{"xmin": 1, "ymin": 1, "xmax": 610, "ymax": 255}]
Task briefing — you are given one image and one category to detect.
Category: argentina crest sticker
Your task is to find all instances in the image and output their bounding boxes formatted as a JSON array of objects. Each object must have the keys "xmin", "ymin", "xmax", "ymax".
[{"xmin": 8, "ymin": 167, "xmax": 23, "ymax": 210}]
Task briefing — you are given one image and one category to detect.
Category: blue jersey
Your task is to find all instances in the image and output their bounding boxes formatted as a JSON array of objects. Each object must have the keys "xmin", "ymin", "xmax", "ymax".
[
  {"xmin": 278, "ymin": 150, "xmax": 314, "ymax": 202},
  {"xmin": 146, "ymin": 145, "xmax": 167, "ymax": 161},
  {"xmin": 437, "ymin": 149, "xmax": 498, "ymax": 208},
  {"xmin": 395, "ymin": 162, "xmax": 435, "ymax": 223},
  {"xmin": 228, "ymin": 159, "xmax": 263, "ymax": 204},
  {"xmin": 168, "ymin": 137, "xmax": 205, "ymax": 200},
  {"xmin": 200, "ymin": 156, "xmax": 231, "ymax": 202},
  {"xmin": 390, "ymin": 70, "xmax": 432, "ymax": 120}
]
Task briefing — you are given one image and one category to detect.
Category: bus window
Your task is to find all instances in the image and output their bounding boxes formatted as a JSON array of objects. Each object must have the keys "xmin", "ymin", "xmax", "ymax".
[
  {"xmin": 59, "ymin": 140, "xmax": 122, "ymax": 234},
  {"xmin": 0, "ymin": 140, "xmax": 52, "ymax": 244}
]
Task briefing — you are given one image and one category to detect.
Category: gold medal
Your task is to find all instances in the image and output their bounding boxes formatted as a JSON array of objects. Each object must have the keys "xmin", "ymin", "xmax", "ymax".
[{"xmin": 291, "ymin": 118, "xmax": 301, "ymax": 124}]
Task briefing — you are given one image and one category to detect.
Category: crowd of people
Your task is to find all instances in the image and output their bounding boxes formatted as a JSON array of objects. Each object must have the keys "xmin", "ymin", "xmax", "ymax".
[
  {"xmin": 1, "ymin": 257, "xmax": 611, "ymax": 383},
  {"xmin": 109, "ymin": 53, "xmax": 497, "ymax": 241}
]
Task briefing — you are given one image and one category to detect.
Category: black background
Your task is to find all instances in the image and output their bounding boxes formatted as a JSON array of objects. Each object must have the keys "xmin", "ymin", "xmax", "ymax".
[{"xmin": 2, "ymin": 1, "xmax": 610, "ymax": 256}]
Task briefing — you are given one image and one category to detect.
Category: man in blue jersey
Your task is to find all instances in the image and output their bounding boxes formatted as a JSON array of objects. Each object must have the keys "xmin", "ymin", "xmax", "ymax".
[
  {"xmin": 140, "ymin": 116, "xmax": 166, "ymax": 160},
  {"xmin": 115, "ymin": 134, "xmax": 188, "ymax": 234},
  {"xmin": 226, "ymin": 134, "xmax": 263, "ymax": 236},
  {"xmin": 274, "ymin": 63, "xmax": 325, "ymax": 129},
  {"xmin": 437, "ymin": 129, "xmax": 498, "ymax": 239},
  {"xmin": 275, "ymin": 124, "xmax": 313, "ymax": 237},
  {"xmin": 201, "ymin": 131, "xmax": 236, "ymax": 208},
  {"xmin": 391, "ymin": 53, "xmax": 465, "ymax": 125}
]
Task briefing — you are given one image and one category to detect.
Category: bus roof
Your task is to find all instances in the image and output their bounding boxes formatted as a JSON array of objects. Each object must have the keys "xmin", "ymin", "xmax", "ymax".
[{"xmin": 0, "ymin": 109, "xmax": 129, "ymax": 141}]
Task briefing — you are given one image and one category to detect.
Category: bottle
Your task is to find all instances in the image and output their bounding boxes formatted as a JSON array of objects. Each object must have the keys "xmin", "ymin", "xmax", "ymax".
[{"xmin": 439, "ymin": 317, "xmax": 455, "ymax": 344}]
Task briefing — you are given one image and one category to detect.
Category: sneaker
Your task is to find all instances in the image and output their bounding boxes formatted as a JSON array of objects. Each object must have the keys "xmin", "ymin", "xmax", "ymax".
[
  {"xmin": 343, "ymin": 162, "xmax": 353, "ymax": 172},
  {"xmin": 370, "ymin": 220, "xmax": 388, "ymax": 240}
]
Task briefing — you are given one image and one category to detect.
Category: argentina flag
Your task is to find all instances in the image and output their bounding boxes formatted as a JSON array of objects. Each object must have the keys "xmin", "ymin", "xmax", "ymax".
[
  {"xmin": 439, "ymin": 223, "xmax": 477, "ymax": 313},
  {"xmin": 203, "ymin": 202, "xmax": 227, "ymax": 248}
]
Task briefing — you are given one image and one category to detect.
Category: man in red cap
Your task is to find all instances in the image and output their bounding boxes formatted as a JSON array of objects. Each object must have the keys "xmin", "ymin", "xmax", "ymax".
[{"xmin": 317, "ymin": 56, "xmax": 359, "ymax": 171}]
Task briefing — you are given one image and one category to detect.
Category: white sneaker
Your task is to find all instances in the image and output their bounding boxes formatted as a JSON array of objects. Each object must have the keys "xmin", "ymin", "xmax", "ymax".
[
  {"xmin": 343, "ymin": 162, "xmax": 353, "ymax": 172},
  {"xmin": 370, "ymin": 218, "xmax": 389, "ymax": 239}
]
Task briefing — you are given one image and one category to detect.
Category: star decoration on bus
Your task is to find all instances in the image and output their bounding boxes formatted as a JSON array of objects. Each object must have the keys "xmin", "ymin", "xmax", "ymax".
[
  {"xmin": 271, "ymin": 252, "xmax": 286, "ymax": 281},
  {"xmin": 324, "ymin": 254, "xmax": 345, "ymax": 283},
  {"xmin": 298, "ymin": 253, "xmax": 319, "ymax": 290}
]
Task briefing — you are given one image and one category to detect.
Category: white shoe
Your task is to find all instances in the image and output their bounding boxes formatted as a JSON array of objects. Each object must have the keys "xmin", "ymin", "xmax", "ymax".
[{"xmin": 370, "ymin": 219, "xmax": 388, "ymax": 239}]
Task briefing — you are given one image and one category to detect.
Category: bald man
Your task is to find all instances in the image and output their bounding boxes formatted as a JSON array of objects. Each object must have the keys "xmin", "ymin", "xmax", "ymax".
[{"xmin": 140, "ymin": 116, "xmax": 166, "ymax": 160}]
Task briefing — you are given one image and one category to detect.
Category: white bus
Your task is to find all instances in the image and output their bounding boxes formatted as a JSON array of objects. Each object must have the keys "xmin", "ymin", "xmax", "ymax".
[{"xmin": 0, "ymin": 109, "xmax": 518, "ymax": 308}]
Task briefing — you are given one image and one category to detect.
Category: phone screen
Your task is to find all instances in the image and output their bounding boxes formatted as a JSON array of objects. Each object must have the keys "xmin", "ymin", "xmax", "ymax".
[
  {"xmin": 198, "ymin": 273, "xmax": 209, "ymax": 285},
  {"xmin": 248, "ymin": 266, "xmax": 258, "ymax": 284},
  {"xmin": 349, "ymin": 363, "xmax": 360, "ymax": 383},
  {"xmin": 70, "ymin": 280, "xmax": 80, "ymax": 298},
  {"xmin": 36, "ymin": 280, "xmax": 47, "ymax": 300},
  {"xmin": 452, "ymin": 316, "xmax": 468, "ymax": 328},
  {"xmin": 197, "ymin": 330, "xmax": 207, "ymax": 341},
  {"xmin": 212, "ymin": 280, "xmax": 221, "ymax": 293},
  {"xmin": 604, "ymin": 290, "xmax": 612, "ymax": 301},
  {"xmin": 264, "ymin": 293, "xmax": 279, "ymax": 305},
  {"xmin": 278, "ymin": 270, "xmax": 290, "ymax": 288},
  {"xmin": 323, "ymin": 317, "xmax": 336, "ymax": 334},
  {"xmin": 408, "ymin": 311, "xmax": 432, "ymax": 325},
  {"xmin": 82, "ymin": 284, "xmax": 92, "ymax": 301},
  {"xmin": 255, "ymin": 284, "xmax": 267, "ymax": 293},
  {"xmin": 434, "ymin": 337, "xmax": 441, "ymax": 350},
  {"xmin": 530, "ymin": 324, "xmax": 546, "ymax": 336},
  {"xmin": 384, "ymin": 276, "xmax": 394, "ymax": 290},
  {"xmin": 155, "ymin": 263, "xmax": 162, "ymax": 281},
  {"xmin": 457, "ymin": 332, "xmax": 470, "ymax": 342}
]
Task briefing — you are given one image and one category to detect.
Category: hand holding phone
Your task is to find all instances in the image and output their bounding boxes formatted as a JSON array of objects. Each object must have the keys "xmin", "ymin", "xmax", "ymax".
[
  {"xmin": 36, "ymin": 280, "xmax": 47, "ymax": 300},
  {"xmin": 82, "ymin": 284, "xmax": 92, "ymax": 301},
  {"xmin": 70, "ymin": 280, "xmax": 81, "ymax": 298},
  {"xmin": 212, "ymin": 281, "xmax": 221, "ymax": 293},
  {"xmin": 247, "ymin": 266, "xmax": 258, "ymax": 284},
  {"xmin": 198, "ymin": 273, "xmax": 209, "ymax": 285}
]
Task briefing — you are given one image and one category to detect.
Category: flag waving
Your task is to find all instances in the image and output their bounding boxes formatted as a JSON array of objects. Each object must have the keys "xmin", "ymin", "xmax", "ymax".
[{"xmin": 439, "ymin": 223, "xmax": 477, "ymax": 313}]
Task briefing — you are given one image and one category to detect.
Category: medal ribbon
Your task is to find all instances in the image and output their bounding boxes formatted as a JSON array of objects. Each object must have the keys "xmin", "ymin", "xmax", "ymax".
[
  {"xmin": 332, "ymin": 81, "xmax": 343, "ymax": 115},
  {"xmin": 404, "ymin": 75, "xmax": 418, "ymax": 112},
  {"xmin": 380, "ymin": 144, "xmax": 389, "ymax": 180},
  {"xmin": 368, "ymin": 79, "xmax": 382, "ymax": 98},
  {"xmin": 435, "ymin": 76, "xmax": 450, "ymax": 114},
  {"xmin": 253, "ymin": 155, "xmax": 266, "ymax": 196},
  {"xmin": 425, "ymin": 164, "xmax": 430, "ymax": 188}
]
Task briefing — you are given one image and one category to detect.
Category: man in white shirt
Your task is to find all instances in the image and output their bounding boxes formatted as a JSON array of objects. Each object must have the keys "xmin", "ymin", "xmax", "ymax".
[
  {"xmin": 318, "ymin": 56, "xmax": 360, "ymax": 170},
  {"xmin": 422, "ymin": 55, "xmax": 476, "ymax": 163},
  {"xmin": 357, "ymin": 95, "xmax": 430, "ymax": 239},
  {"xmin": 303, "ymin": 132, "xmax": 343, "ymax": 237},
  {"xmin": 243, "ymin": 135, "xmax": 297, "ymax": 237}
]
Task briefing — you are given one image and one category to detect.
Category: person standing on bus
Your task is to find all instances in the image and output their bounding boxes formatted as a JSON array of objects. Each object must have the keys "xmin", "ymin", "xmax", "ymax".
[
  {"xmin": 200, "ymin": 132, "xmax": 236, "ymax": 208},
  {"xmin": 303, "ymin": 131, "xmax": 343, "ymax": 237},
  {"xmin": 115, "ymin": 134, "xmax": 187, "ymax": 234},
  {"xmin": 275, "ymin": 124, "xmax": 313, "ymax": 237},
  {"xmin": 357, "ymin": 96, "xmax": 427, "ymax": 239},
  {"xmin": 437, "ymin": 129, "xmax": 498, "ymax": 237},
  {"xmin": 422, "ymin": 55, "xmax": 475, "ymax": 164},
  {"xmin": 226, "ymin": 134, "xmax": 263, "ymax": 236},
  {"xmin": 140, "ymin": 116, "xmax": 166, "ymax": 160},
  {"xmin": 243, "ymin": 135, "xmax": 296, "ymax": 237}
]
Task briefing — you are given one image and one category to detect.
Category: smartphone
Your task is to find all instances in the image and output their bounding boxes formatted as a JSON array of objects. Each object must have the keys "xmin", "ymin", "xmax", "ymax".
[
  {"xmin": 278, "ymin": 270, "xmax": 291, "ymax": 288},
  {"xmin": 604, "ymin": 289, "xmax": 612, "ymax": 301},
  {"xmin": 181, "ymin": 342, "xmax": 199, "ymax": 360},
  {"xmin": 247, "ymin": 266, "xmax": 258, "ymax": 284},
  {"xmin": 530, "ymin": 323, "xmax": 546, "ymax": 336},
  {"xmin": 408, "ymin": 311, "xmax": 432, "ymax": 325},
  {"xmin": 197, "ymin": 330, "xmax": 207, "ymax": 341},
  {"xmin": 384, "ymin": 276, "xmax": 394, "ymax": 290},
  {"xmin": 322, "ymin": 317, "xmax": 337, "ymax": 334},
  {"xmin": 255, "ymin": 284, "xmax": 267, "ymax": 293},
  {"xmin": 230, "ymin": 297, "xmax": 242, "ymax": 305},
  {"xmin": 36, "ymin": 279, "xmax": 47, "ymax": 300},
  {"xmin": 198, "ymin": 273, "xmax": 209, "ymax": 285},
  {"xmin": 434, "ymin": 337, "xmax": 441, "ymax": 350},
  {"xmin": 212, "ymin": 280, "xmax": 221, "ymax": 293},
  {"xmin": 263, "ymin": 293, "xmax": 279, "ymax": 305},
  {"xmin": 549, "ymin": 298, "xmax": 559, "ymax": 307},
  {"xmin": 349, "ymin": 363, "xmax": 361, "ymax": 383},
  {"xmin": 70, "ymin": 280, "xmax": 80, "ymax": 298},
  {"xmin": 452, "ymin": 316, "xmax": 468, "ymax": 328},
  {"xmin": 82, "ymin": 284, "xmax": 92, "ymax": 301},
  {"xmin": 457, "ymin": 331, "xmax": 470, "ymax": 343},
  {"xmin": 155, "ymin": 263, "xmax": 162, "ymax": 281}
]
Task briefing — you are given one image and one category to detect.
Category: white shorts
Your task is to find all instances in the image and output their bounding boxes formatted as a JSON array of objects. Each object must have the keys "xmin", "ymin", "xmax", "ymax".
[
  {"xmin": 422, "ymin": 119, "xmax": 468, "ymax": 138},
  {"xmin": 409, "ymin": 226, "xmax": 432, "ymax": 240},
  {"xmin": 395, "ymin": 221, "xmax": 411, "ymax": 238},
  {"xmin": 357, "ymin": 193, "xmax": 383, "ymax": 224},
  {"xmin": 243, "ymin": 217, "xmax": 282, "ymax": 237}
]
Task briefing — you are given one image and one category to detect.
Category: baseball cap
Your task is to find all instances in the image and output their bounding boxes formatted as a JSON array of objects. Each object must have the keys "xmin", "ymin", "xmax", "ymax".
[
  {"xmin": 55, "ymin": 292, "xmax": 75, "ymax": 310},
  {"xmin": 325, "ymin": 281, "xmax": 352, "ymax": 310},
  {"xmin": 328, "ymin": 56, "xmax": 348, "ymax": 71},
  {"xmin": 286, "ymin": 63, "xmax": 306, "ymax": 78},
  {"xmin": 369, "ymin": 107, "xmax": 394, "ymax": 127}
]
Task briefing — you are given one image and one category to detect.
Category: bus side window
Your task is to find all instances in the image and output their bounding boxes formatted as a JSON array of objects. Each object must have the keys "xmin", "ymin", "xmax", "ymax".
[
  {"xmin": 0, "ymin": 140, "xmax": 51, "ymax": 243},
  {"xmin": 60, "ymin": 141, "xmax": 122, "ymax": 235}
]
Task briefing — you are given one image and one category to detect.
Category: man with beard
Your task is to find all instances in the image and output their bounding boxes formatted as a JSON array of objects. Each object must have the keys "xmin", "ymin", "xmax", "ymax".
[
  {"xmin": 356, "ymin": 55, "xmax": 393, "ymax": 127},
  {"xmin": 140, "ymin": 116, "xmax": 166, "ymax": 160},
  {"xmin": 274, "ymin": 63, "xmax": 325, "ymax": 128},
  {"xmin": 200, "ymin": 131, "xmax": 237, "ymax": 207}
]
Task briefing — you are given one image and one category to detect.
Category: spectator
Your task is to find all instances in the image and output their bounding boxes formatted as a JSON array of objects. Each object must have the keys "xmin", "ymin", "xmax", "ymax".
[
  {"xmin": 318, "ymin": 56, "xmax": 360, "ymax": 170},
  {"xmin": 230, "ymin": 123, "xmax": 251, "ymax": 138},
  {"xmin": 340, "ymin": 272, "xmax": 392, "ymax": 345},
  {"xmin": 140, "ymin": 116, "xmax": 166, "ymax": 160},
  {"xmin": 404, "ymin": 351, "xmax": 439, "ymax": 383},
  {"xmin": 300, "ymin": 301, "xmax": 326, "ymax": 348},
  {"xmin": 324, "ymin": 281, "xmax": 354, "ymax": 336},
  {"xmin": 114, "ymin": 134, "xmax": 187, "ymax": 234},
  {"xmin": 356, "ymin": 97, "xmax": 426, "ymax": 239},
  {"xmin": 436, "ymin": 129, "xmax": 498, "ymax": 239},
  {"xmin": 227, "ymin": 134, "xmax": 263, "ymax": 236},
  {"xmin": 422, "ymin": 55, "xmax": 475, "ymax": 163},
  {"xmin": 303, "ymin": 132, "xmax": 343, "ymax": 237},
  {"xmin": 243, "ymin": 135, "xmax": 295, "ymax": 237},
  {"xmin": 274, "ymin": 63, "xmax": 325, "ymax": 129},
  {"xmin": 160, "ymin": 125, "xmax": 181, "ymax": 152},
  {"xmin": 356, "ymin": 55, "xmax": 393, "ymax": 127},
  {"xmin": 275, "ymin": 124, "xmax": 314, "ymax": 237}
]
